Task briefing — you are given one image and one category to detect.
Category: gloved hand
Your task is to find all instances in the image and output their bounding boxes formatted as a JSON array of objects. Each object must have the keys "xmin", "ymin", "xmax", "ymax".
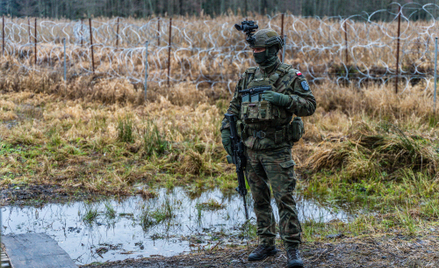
[
  {"xmin": 262, "ymin": 91, "xmax": 292, "ymax": 107},
  {"xmin": 221, "ymin": 129, "xmax": 233, "ymax": 156}
]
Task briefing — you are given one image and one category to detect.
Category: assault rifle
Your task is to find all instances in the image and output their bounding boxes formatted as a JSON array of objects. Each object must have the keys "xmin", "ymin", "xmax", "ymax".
[
  {"xmin": 238, "ymin": 86, "xmax": 272, "ymax": 95},
  {"xmin": 224, "ymin": 113, "xmax": 249, "ymax": 220}
]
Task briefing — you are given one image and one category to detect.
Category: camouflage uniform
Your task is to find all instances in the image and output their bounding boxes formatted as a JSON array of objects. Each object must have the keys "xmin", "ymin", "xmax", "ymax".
[{"xmin": 221, "ymin": 29, "xmax": 316, "ymax": 250}]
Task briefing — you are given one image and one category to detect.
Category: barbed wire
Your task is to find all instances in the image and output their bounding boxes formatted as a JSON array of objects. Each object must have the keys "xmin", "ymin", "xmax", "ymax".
[{"xmin": 1, "ymin": 2, "xmax": 439, "ymax": 92}]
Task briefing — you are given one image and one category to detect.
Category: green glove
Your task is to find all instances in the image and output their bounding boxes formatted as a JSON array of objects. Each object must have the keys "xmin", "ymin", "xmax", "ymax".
[
  {"xmin": 221, "ymin": 129, "xmax": 233, "ymax": 156},
  {"xmin": 262, "ymin": 91, "xmax": 292, "ymax": 107}
]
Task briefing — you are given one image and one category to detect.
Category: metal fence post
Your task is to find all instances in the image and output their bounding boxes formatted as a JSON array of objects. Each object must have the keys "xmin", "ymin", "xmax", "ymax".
[
  {"xmin": 34, "ymin": 18, "xmax": 37, "ymax": 65},
  {"xmin": 395, "ymin": 6, "xmax": 401, "ymax": 94},
  {"xmin": 344, "ymin": 20, "xmax": 349, "ymax": 65},
  {"xmin": 144, "ymin": 41, "xmax": 149, "ymax": 102},
  {"xmin": 167, "ymin": 18, "xmax": 172, "ymax": 86},
  {"xmin": 434, "ymin": 37, "xmax": 438, "ymax": 114},
  {"xmin": 64, "ymin": 38, "xmax": 67, "ymax": 90},
  {"xmin": 2, "ymin": 16, "xmax": 4, "ymax": 56},
  {"xmin": 158, "ymin": 17, "xmax": 160, "ymax": 47},
  {"xmin": 89, "ymin": 18, "xmax": 95, "ymax": 74},
  {"xmin": 116, "ymin": 17, "xmax": 120, "ymax": 49},
  {"xmin": 81, "ymin": 19, "xmax": 84, "ymax": 47},
  {"xmin": 282, "ymin": 34, "xmax": 286, "ymax": 63},
  {"xmin": 28, "ymin": 17, "xmax": 31, "ymax": 43},
  {"xmin": 280, "ymin": 13, "xmax": 284, "ymax": 62}
]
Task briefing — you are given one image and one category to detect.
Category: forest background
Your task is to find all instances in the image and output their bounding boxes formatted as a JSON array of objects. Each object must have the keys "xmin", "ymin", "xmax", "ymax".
[{"xmin": 0, "ymin": 0, "xmax": 438, "ymax": 20}]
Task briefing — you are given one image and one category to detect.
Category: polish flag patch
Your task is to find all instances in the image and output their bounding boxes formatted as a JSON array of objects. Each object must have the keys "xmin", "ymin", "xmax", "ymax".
[{"xmin": 296, "ymin": 71, "xmax": 303, "ymax": 76}]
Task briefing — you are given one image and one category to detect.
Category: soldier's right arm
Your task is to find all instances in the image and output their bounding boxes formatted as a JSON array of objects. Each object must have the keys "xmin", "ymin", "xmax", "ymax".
[
  {"xmin": 227, "ymin": 78, "xmax": 243, "ymax": 115},
  {"xmin": 221, "ymin": 77, "xmax": 244, "ymax": 131}
]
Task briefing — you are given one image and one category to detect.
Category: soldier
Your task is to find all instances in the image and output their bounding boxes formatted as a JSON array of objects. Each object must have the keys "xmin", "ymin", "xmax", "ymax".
[{"xmin": 220, "ymin": 28, "xmax": 316, "ymax": 268}]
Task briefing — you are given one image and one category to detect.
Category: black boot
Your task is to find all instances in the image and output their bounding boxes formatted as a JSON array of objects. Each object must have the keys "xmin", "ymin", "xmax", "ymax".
[
  {"xmin": 248, "ymin": 244, "xmax": 278, "ymax": 261},
  {"xmin": 286, "ymin": 247, "xmax": 304, "ymax": 268}
]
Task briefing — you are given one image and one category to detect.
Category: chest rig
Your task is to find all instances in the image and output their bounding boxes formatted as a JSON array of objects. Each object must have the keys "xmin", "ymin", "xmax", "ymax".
[{"xmin": 239, "ymin": 64, "xmax": 291, "ymax": 128}]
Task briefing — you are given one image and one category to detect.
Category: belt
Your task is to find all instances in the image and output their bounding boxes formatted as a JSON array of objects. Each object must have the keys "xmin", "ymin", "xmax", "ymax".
[
  {"xmin": 251, "ymin": 129, "xmax": 268, "ymax": 139},
  {"xmin": 248, "ymin": 126, "xmax": 288, "ymax": 143}
]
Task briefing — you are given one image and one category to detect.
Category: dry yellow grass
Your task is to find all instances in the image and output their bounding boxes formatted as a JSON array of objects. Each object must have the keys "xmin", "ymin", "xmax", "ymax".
[
  {"xmin": 2, "ymin": 63, "xmax": 439, "ymax": 240},
  {"xmin": 0, "ymin": 79, "xmax": 229, "ymax": 195},
  {"xmin": 1, "ymin": 72, "xmax": 438, "ymax": 193}
]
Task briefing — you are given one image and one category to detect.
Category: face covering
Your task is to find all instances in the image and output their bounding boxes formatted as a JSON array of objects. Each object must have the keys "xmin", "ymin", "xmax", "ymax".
[{"xmin": 253, "ymin": 46, "xmax": 279, "ymax": 68}]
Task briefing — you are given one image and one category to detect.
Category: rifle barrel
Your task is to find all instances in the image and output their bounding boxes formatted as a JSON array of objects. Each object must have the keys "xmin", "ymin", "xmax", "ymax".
[
  {"xmin": 239, "ymin": 86, "xmax": 272, "ymax": 95},
  {"xmin": 243, "ymin": 194, "xmax": 249, "ymax": 220}
]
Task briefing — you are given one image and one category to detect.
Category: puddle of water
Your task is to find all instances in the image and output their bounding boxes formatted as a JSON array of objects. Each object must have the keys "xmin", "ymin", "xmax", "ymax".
[{"xmin": 1, "ymin": 187, "xmax": 351, "ymax": 265}]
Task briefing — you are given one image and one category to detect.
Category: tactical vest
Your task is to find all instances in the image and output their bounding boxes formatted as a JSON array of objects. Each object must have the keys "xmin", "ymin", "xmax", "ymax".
[
  {"xmin": 239, "ymin": 64, "xmax": 292, "ymax": 129},
  {"xmin": 236, "ymin": 63, "xmax": 305, "ymax": 147}
]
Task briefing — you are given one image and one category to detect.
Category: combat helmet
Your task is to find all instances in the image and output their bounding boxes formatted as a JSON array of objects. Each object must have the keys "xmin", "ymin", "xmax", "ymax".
[{"xmin": 251, "ymin": 29, "xmax": 284, "ymax": 50}]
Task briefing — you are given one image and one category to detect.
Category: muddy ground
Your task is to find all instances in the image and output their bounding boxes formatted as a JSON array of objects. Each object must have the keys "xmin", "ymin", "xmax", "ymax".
[
  {"xmin": 0, "ymin": 184, "xmax": 99, "ymax": 206},
  {"xmin": 82, "ymin": 235, "xmax": 439, "ymax": 268}
]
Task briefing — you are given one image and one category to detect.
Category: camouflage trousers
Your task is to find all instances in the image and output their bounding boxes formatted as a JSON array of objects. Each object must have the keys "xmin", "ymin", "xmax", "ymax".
[{"xmin": 246, "ymin": 146, "xmax": 301, "ymax": 249}]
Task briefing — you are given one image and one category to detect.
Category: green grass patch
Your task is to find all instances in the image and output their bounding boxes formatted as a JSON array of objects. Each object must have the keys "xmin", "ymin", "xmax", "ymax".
[
  {"xmin": 139, "ymin": 197, "xmax": 175, "ymax": 230},
  {"xmin": 142, "ymin": 120, "xmax": 168, "ymax": 157},
  {"xmin": 117, "ymin": 117, "xmax": 134, "ymax": 143},
  {"xmin": 82, "ymin": 205, "xmax": 99, "ymax": 225},
  {"xmin": 196, "ymin": 199, "xmax": 225, "ymax": 211},
  {"xmin": 104, "ymin": 202, "xmax": 117, "ymax": 219}
]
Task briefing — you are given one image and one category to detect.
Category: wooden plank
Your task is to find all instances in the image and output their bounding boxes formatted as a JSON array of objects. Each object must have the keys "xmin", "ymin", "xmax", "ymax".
[
  {"xmin": 2, "ymin": 233, "xmax": 76, "ymax": 268},
  {"xmin": 1, "ymin": 251, "xmax": 11, "ymax": 268}
]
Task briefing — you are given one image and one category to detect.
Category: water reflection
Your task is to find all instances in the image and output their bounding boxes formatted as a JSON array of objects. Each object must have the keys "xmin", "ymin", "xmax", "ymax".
[{"xmin": 1, "ymin": 187, "xmax": 351, "ymax": 265}]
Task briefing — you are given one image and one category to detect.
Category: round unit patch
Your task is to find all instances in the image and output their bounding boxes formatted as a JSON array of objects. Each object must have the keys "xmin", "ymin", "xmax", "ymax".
[{"xmin": 300, "ymin": 81, "xmax": 310, "ymax": 91}]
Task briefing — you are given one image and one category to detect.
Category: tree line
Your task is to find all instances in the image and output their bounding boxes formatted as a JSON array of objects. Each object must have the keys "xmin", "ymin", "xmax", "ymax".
[{"xmin": 0, "ymin": 0, "xmax": 438, "ymax": 20}]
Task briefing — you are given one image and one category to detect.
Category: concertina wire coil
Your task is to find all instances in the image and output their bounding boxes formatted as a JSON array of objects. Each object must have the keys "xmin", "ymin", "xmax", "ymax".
[{"xmin": 1, "ymin": 3, "xmax": 439, "ymax": 93}]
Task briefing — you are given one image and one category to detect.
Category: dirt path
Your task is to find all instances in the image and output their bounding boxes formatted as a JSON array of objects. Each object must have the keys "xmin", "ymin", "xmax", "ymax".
[{"xmin": 82, "ymin": 235, "xmax": 439, "ymax": 268}]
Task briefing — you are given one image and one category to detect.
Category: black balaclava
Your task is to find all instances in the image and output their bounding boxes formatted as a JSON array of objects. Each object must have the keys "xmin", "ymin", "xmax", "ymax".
[{"xmin": 253, "ymin": 46, "xmax": 279, "ymax": 70}]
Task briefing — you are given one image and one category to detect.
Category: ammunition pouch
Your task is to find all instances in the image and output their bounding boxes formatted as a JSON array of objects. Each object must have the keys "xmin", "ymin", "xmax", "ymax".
[
  {"xmin": 288, "ymin": 117, "xmax": 304, "ymax": 142},
  {"xmin": 240, "ymin": 89, "xmax": 287, "ymax": 124}
]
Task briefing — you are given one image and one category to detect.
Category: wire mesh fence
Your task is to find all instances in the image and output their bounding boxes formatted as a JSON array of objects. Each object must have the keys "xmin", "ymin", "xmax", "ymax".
[{"xmin": 1, "ymin": 2, "xmax": 439, "ymax": 92}]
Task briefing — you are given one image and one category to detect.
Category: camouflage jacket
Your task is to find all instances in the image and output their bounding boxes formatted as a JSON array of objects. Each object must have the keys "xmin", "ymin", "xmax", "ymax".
[{"xmin": 221, "ymin": 60, "xmax": 316, "ymax": 150}]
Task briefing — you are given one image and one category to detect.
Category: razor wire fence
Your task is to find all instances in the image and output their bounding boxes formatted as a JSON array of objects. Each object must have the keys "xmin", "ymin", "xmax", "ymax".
[{"xmin": 1, "ymin": 2, "xmax": 439, "ymax": 93}]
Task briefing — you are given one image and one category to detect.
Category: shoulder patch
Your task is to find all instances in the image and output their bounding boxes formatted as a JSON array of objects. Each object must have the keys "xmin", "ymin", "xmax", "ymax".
[
  {"xmin": 300, "ymin": 80, "xmax": 310, "ymax": 91},
  {"xmin": 296, "ymin": 71, "xmax": 303, "ymax": 77}
]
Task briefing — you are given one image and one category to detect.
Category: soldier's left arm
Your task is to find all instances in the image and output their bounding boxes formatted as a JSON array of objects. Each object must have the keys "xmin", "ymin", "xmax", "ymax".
[{"xmin": 283, "ymin": 72, "xmax": 316, "ymax": 117}]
